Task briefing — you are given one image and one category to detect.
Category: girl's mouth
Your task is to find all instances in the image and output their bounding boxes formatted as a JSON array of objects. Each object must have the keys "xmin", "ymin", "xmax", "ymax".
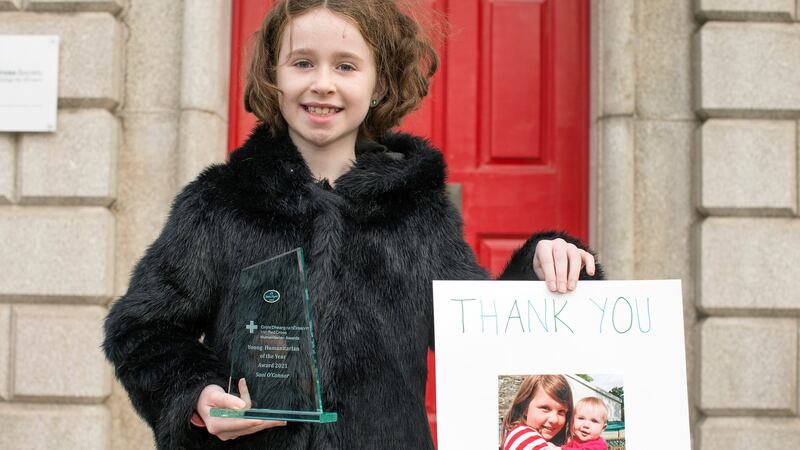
[{"xmin": 303, "ymin": 105, "xmax": 343, "ymax": 116}]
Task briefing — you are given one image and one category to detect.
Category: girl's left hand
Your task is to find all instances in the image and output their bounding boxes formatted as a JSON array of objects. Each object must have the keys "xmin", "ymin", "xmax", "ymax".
[{"xmin": 533, "ymin": 238, "xmax": 595, "ymax": 293}]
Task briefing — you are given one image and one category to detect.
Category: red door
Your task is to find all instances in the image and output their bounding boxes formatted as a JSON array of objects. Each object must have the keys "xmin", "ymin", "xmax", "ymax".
[{"xmin": 228, "ymin": 0, "xmax": 589, "ymax": 445}]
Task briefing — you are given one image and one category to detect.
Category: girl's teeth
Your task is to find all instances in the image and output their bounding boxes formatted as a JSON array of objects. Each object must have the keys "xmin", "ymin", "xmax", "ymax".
[{"xmin": 308, "ymin": 106, "xmax": 335, "ymax": 115}]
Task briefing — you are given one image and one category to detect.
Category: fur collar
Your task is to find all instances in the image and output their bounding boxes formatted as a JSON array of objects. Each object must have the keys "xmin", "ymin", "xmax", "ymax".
[{"xmin": 211, "ymin": 124, "xmax": 447, "ymax": 221}]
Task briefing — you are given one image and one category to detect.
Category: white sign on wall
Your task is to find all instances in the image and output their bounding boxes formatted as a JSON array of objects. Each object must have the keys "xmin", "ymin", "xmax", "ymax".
[
  {"xmin": 0, "ymin": 35, "xmax": 59, "ymax": 132},
  {"xmin": 433, "ymin": 280, "xmax": 690, "ymax": 450}
]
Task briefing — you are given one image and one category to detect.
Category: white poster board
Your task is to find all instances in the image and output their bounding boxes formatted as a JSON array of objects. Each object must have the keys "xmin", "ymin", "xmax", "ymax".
[
  {"xmin": 433, "ymin": 280, "xmax": 690, "ymax": 450},
  {"xmin": 0, "ymin": 35, "xmax": 59, "ymax": 132}
]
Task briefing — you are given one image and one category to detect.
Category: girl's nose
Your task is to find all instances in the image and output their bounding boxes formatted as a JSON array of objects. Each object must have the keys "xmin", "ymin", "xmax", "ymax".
[{"xmin": 311, "ymin": 69, "xmax": 335, "ymax": 95}]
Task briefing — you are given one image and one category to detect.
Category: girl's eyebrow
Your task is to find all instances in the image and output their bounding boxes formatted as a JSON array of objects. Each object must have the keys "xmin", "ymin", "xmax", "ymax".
[
  {"xmin": 286, "ymin": 48, "xmax": 314, "ymax": 58},
  {"xmin": 287, "ymin": 47, "xmax": 365, "ymax": 62},
  {"xmin": 334, "ymin": 51, "xmax": 365, "ymax": 62}
]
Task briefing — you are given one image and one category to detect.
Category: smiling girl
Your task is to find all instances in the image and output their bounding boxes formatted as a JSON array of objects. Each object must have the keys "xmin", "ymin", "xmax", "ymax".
[
  {"xmin": 103, "ymin": 1, "xmax": 601, "ymax": 449},
  {"xmin": 502, "ymin": 375, "xmax": 574, "ymax": 450}
]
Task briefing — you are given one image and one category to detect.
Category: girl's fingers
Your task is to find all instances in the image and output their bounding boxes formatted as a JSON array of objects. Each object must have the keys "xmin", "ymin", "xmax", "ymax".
[
  {"xmin": 582, "ymin": 250, "xmax": 596, "ymax": 276},
  {"xmin": 217, "ymin": 431, "xmax": 239, "ymax": 441},
  {"xmin": 567, "ymin": 248, "xmax": 582, "ymax": 291},
  {"xmin": 552, "ymin": 240, "xmax": 569, "ymax": 293},
  {"xmin": 213, "ymin": 418, "xmax": 261, "ymax": 433},
  {"xmin": 255, "ymin": 419, "xmax": 287, "ymax": 431},
  {"xmin": 213, "ymin": 418, "xmax": 287, "ymax": 440},
  {"xmin": 534, "ymin": 240, "xmax": 557, "ymax": 291},
  {"xmin": 238, "ymin": 378, "xmax": 252, "ymax": 409},
  {"xmin": 198, "ymin": 383, "xmax": 287, "ymax": 440},
  {"xmin": 208, "ymin": 389, "xmax": 246, "ymax": 410},
  {"xmin": 208, "ymin": 416, "xmax": 285, "ymax": 436},
  {"xmin": 534, "ymin": 239, "xmax": 596, "ymax": 293}
]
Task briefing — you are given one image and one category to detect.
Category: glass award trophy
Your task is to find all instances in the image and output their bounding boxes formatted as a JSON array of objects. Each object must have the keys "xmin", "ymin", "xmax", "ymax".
[{"xmin": 210, "ymin": 248, "xmax": 337, "ymax": 423}]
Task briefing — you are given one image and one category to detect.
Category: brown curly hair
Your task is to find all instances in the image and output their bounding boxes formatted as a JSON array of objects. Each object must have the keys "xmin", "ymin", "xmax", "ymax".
[
  {"xmin": 501, "ymin": 375, "xmax": 574, "ymax": 446},
  {"xmin": 244, "ymin": 0, "xmax": 439, "ymax": 139}
]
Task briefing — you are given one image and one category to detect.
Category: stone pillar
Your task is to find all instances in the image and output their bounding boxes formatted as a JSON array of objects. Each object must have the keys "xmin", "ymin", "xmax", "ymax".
[
  {"xmin": 594, "ymin": 0, "xmax": 700, "ymax": 446},
  {"xmin": 632, "ymin": 0, "xmax": 700, "ymax": 443},
  {"xmin": 0, "ymin": 1, "xmax": 124, "ymax": 448},
  {"xmin": 110, "ymin": 1, "xmax": 231, "ymax": 448},
  {"xmin": 594, "ymin": 0, "xmax": 637, "ymax": 280},
  {"xmin": 111, "ymin": 1, "xmax": 184, "ymax": 446},
  {"xmin": 694, "ymin": 1, "xmax": 800, "ymax": 449}
]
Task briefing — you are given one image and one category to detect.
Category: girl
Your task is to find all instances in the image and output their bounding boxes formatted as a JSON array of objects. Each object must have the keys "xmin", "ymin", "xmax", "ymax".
[
  {"xmin": 103, "ymin": 1, "xmax": 601, "ymax": 449},
  {"xmin": 502, "ymin": 375, "xmax": 574, "ymax": 450}
]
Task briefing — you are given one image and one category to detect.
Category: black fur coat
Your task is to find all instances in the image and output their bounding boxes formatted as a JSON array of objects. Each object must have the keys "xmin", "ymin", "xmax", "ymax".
[{"xmin": 103, "ymin": 125, "xmax": 602, "ymax": 449}]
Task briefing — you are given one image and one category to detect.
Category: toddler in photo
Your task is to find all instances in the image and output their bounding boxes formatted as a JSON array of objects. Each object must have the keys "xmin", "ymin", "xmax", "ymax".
[{"xmin": 562, "ymin": 397, "xmax": 609, "ymax": 450}]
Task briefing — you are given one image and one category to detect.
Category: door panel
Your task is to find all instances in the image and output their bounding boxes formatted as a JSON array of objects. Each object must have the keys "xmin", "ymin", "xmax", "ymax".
[{"xmin": 487, "ymin": 1, "xmax": 544, "ymax": 161}]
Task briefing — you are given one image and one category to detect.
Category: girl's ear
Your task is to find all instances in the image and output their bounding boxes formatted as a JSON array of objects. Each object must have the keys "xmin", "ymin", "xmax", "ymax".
[{"xmin": 372, "ymin": 78, "xmax": 388, "ymax": 104}]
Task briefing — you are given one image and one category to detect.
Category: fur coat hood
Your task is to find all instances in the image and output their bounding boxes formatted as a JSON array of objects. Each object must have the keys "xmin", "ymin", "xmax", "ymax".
[
  {"xmin": 104, "ymin": 124, "xmax": 602, "ymax": 450},
  {"xmin": 213, "ymin": 125, "xmax": 449, "ymax": 222}
]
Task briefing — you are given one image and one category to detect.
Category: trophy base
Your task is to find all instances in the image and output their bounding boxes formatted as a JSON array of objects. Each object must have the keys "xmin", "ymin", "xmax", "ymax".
[{"xmin": 210, "ymin": 407, "xmax": 338, "ymax": 423}]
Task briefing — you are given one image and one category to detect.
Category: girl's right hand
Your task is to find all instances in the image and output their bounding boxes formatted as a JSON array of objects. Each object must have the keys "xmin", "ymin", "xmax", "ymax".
[{"xmin": 195, "ymin": 378, "xmax": 287, "ymax": 441}]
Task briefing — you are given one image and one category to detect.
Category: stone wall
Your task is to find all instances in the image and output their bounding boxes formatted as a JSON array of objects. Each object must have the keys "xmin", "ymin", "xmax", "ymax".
[
  {"xmin": 498, "ymin": 375, "xmax": 526, "ymax": 421},
  {"xmin": 0, "ymin": 1, "xmax": 230, "ymax": 449},
  {"xmin": 0, "ymin": 1, "xmax": 123, "ymax": 448},
  {"xmin": 694, "ymin": 1, "xmax": 800, "ymax": 448},
  {"xmin": 596, "ymin": 1, "xmax": 800, "ymax": 449},
  {"xmin": 3, "ymin": 0, "xmax": 798, "ymax": 448}
]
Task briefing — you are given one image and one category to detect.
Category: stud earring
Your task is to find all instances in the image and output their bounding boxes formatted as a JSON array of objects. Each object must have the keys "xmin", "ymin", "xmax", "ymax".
[{"xmin": 371, "ymin": 99, "xmax": 379, "ymax": 107}]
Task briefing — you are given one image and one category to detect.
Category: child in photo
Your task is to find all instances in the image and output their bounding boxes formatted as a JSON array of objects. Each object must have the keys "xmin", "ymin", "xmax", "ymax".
[
  {"xmin": 562, "ymin": 397, "xmax": 610, "ymax": 450},
  {"xmin": 501, "ymin": 375, "xmax": 574, "ymax": 450}
]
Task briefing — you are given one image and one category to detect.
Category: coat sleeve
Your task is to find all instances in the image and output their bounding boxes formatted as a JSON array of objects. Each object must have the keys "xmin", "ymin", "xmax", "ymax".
[
  {"xmin": 103, "ymin": 181, "xmax": 229, "ymax": 449},
  {"xmin": 430, "ymin": 193, "xmax": 604, "ymax": 283},
  {"xmin": 498, "ymin": 230, "xmax": 605, "ymax": 281}
]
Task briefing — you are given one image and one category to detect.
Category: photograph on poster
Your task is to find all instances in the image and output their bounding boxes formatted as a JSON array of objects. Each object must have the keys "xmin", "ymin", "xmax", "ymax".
[{"xmin": 498, "ymin": 374, "xmax": 625, "ymax": 450}]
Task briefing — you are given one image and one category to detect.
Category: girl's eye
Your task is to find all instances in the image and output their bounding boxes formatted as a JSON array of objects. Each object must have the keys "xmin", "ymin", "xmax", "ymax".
[
  {"xmin": 338, "ymin": 63, "xmax": 356, "ymax": 72},
  {"xmin": 293, "ymin": 60, "xmax": 312, "ymax": 69}
]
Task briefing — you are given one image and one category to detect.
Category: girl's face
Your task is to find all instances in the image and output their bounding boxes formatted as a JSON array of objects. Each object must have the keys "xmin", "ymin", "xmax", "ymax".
[
  {"xmin": 275, "ymin": 8, "xmax": 379, "ymax": 153},
  {"xmin": 525, "ymin": 388, "xmax": 568, "ymax": 440}
]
